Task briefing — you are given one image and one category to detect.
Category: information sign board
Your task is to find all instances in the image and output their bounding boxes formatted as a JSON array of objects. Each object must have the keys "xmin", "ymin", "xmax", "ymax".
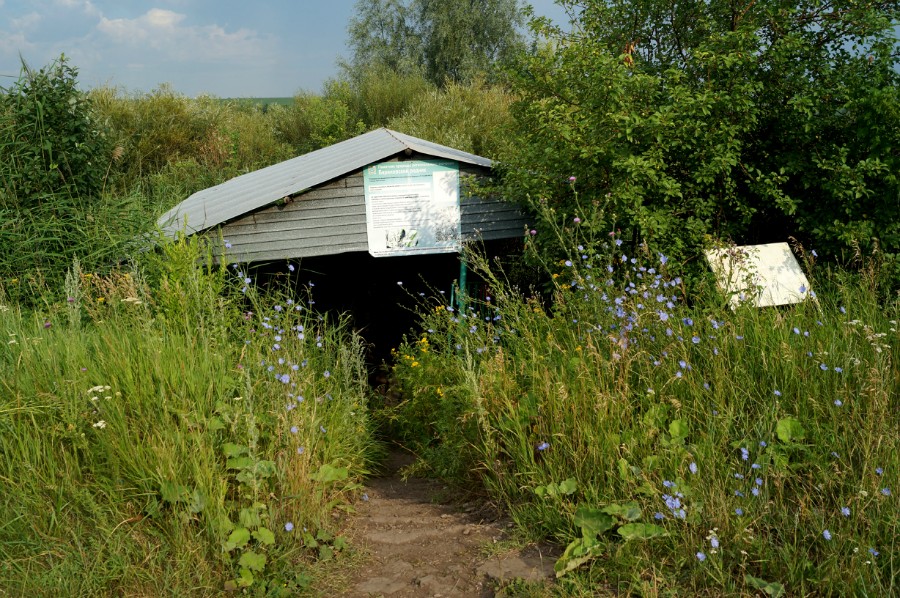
[{"xmin": 363, "ymin": 159, "xmax": 461, "ymax": 257}]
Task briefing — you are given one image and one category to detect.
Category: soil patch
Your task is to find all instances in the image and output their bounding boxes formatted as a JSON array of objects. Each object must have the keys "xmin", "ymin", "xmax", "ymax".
[{"xmin": 338, "ymin": 450, "xmax": 558, "ymax": 597}]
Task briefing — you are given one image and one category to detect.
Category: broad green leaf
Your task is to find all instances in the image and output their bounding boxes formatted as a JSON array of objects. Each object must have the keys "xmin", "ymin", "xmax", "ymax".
[
  {"xmin": 573, "ymin": 507, "xmax": 615, "ymax": 538},
  {"xmin": 617, "ymin": 523, "xmax": 667, "ymax": 540},
  {"xmin": 159, "ymin": 480, "xmax": 189, "ymax": 504},
  {"xmin": 776, "ymin": 417, "xmax": 806, "ymax": 443},
  {"xmin": 558, "ymin": 478, "xmax": 578, "ymax": 495},
  {"xmin": 669, "ymin": 419, "xmax": 689, "ymax": 439},
  {"xmin": 237, "ymin": 568, "xmax": 254, "ymax": 587},
  {"xmin": 238, "ymin": 550, "xmax": 267, "ymax": 572},
  {"xmin": 745, "ymin": 574, "xmax": 786, "ymax": 597},
  {"xmin": 225, "ymin": 527, "xmax": 251, "ymax": 551},
  {"xmin": 227, "ymin": 456, "xmax": 253, "ymax": 470},
  {"xmin": 554, "ymin": 537, "xmax": 601, "ymax": 577},
  {"xmin": 617, "ymin": 458, "xmax": 630, "ymax": 480},
  {"xmin": 188, "ymin": 489, "xmax": 206, "ymax": 514},
  {"xmin": 255, "ymin": 460, "xmax": 276, "ymax": 478},
  {"xmin": 222, "ymin": 442, "xmax": 247, "ymax": 457},
  {"xmin": 310, "ymin": 463, "xmax": 350, "ymax": 483},
  {"xmin": 601, "ymin": 502, "xmax": 642, "ymax": 521},
  {"xmin": 252, "ymin": 527, "xmax": 275, "ymax": 545}
]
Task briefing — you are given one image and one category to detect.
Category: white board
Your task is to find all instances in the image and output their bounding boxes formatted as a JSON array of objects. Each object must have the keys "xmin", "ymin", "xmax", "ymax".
[
  {"xmin": 363, "ymin": 159, "xmax": 461, "ymax": 257},
  {"xmin": 705, "ymin": 242, "xmax": 811, "ymax": 308}
]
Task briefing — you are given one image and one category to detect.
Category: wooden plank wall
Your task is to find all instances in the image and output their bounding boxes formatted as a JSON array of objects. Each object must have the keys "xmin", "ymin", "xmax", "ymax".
[{"xmin": 218, "ymin": 160, "xmax": 529, "ymax": 262}]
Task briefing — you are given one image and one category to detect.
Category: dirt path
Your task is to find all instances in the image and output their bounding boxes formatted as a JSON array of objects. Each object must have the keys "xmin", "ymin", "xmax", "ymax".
[{"xmin": 337, "ymin": 451, "xmax": 558, "ymax": 597}]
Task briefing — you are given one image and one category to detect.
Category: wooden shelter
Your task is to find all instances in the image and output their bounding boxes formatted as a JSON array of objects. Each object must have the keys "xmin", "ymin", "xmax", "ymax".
[{"xmin": 158, "ymin": 128, "xmax": 529, "ymax": 365}]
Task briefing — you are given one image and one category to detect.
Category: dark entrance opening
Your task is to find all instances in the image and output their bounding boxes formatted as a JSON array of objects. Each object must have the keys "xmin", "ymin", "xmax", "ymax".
[{"xmin": 251, "ymin": 239, "xmax": 522, "ymax": 378}]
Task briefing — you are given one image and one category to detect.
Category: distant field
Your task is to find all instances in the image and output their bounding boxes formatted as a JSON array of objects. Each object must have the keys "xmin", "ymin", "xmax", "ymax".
[{"xmin": 223, "ymin": 96, "xmax": 294, "ymax": 107}]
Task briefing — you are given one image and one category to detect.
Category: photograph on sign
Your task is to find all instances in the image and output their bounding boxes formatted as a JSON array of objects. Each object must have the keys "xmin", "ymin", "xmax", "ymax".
[
  {"xmin": 363, "ymin": 160, "xmax": 461, "ymax": 257},
  {"xmin": 705, "ymin": 242, "xmax": 811, "ymax": 308}
]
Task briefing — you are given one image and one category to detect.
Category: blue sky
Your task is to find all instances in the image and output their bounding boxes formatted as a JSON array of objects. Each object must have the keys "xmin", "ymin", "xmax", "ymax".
[{"xmin": 0, "ymin": 0, "xmax": 571, "ymax": 97}]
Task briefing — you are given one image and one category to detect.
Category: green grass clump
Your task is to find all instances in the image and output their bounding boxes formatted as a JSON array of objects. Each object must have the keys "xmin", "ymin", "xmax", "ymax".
[
  {"xmin": 389, "ymin": 229, "xmax": 898, "ymax": 595},
  {"xmin": 0, "ymin": 239, "xmax": 378, "ymax": 595}
]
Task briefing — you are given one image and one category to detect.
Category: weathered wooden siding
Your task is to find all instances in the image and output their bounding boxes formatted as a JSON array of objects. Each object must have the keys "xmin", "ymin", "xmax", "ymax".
[{"xmin": 216, "ymin": 159, "xmax": 528, "ymax": 262}]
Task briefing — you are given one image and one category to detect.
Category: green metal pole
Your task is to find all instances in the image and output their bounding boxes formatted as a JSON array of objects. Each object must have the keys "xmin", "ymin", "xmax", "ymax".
[{"xmin": 457, "ymin": 258, "xmax": 467, "ymax": 312}]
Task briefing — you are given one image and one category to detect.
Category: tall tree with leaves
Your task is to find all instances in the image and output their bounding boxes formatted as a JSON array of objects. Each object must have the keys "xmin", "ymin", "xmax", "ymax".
[
  {"xmin": 501, "ymin": 0, "xmax": 900, "ymax": 285},
  {"xmin": 345, "ymin": 0, "xmax": 526, "ymax": 85}
]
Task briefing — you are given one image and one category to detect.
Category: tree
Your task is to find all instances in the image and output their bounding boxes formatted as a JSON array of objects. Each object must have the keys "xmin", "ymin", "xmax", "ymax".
[
  {"xmin": 500, "ymin": 0, "xmax": 900, "ymax": 284},
  {"xmin": 345, "ymin": 0, "xmax": 527, "ymax": 85},
  {"xmin": 0, "ymin": 55, "xmax": 111, "ymax": 207}
]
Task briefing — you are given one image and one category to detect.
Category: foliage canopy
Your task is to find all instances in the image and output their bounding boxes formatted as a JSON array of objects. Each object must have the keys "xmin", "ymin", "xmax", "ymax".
[
  {"xmin": 345, "ymin": 0, "xmax": 527, "ymax": 85},
  {"xmin": 501, "ymin": 0, "xmax": 900, "ymax": 285}
]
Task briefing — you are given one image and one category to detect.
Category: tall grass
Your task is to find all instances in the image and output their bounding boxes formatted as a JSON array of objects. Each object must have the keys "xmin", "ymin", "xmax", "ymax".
[
  {"xmin": 389, "ymin": 218, "xmax": 898, "ymax": 595},
  {"xmin": 0, "ymin": 239, "xmax": 378, "ymax": 595}
]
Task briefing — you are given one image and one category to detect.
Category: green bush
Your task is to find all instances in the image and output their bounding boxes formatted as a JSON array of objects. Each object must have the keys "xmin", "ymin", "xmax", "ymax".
[
  {"xmin": 389, "ymin": 213, "xmax": 898, "ymax": 595},
  {"xmin": 0, "ymin": 240, "xmax": 377, "ymax": 595}
]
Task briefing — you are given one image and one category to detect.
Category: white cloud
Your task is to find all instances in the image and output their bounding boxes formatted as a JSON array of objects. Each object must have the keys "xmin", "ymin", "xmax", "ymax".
[
  {"xmin": 54, "ymin": 0, "xmax": 100, "ymax": 17},
  {"xmin": 11, "ymin": 12, "xmax": 42, "ymax": 31},
  {"xmin": 0, "ymin": 31, "xmax": 32, "ymax": 53},
  {"xmin": 96, "ymin": 8, "xmax": 272, "ymax": 63}
]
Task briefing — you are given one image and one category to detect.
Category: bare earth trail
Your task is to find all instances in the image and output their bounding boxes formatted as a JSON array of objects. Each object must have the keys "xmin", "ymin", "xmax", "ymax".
[{"xmin": 335, "ymin": 451, "xmax": 558, "ymax": 597}]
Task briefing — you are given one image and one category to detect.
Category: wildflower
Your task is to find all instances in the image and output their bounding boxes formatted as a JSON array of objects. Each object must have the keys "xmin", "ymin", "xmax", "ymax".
[
  {"xmin": 841, "ymin": 507, "xmax": 850, "ymax": 517},
  {"xmin": 573, "ymin": 217, "xmax": 581, "ymax": 223},
  {"xmin": 759, "ymin": 441, "xmax": 767, "ymax": 447},
  {"xmin": 663, "ymin": 480, "xmax": 676, "ymax": 488},
  {"xmin": 793, "ymin": 327, "xmax": 800, "ymax": 335},
  {"xmin": 696, "ymin": 552, "xmax": 707, "ymax": 562},
  {"xmin": 710, "ymin": 537, "xmax": 719, "ymax": 549},
  {"xmin": 735, "ymin": 508, "xmax": 744, "ymax": 516},
  {"xmin": 288, "ymin": 264, "xmax": 295, "ymax": 272},
  {"xmin": 297, "ymin": 446, "xmax": 305, "ymax": 454},
  {"xmin": 654, "ymin": 512, "xmax": 664, "ymax": 520},
  {"xmin": 734, "ymin": 473, "xmax": 745, "ymax": 479},
  {"xmin": 565, "ymin": 260, "xmax": 573, "ymax": 267},
  {"xmin": 323, "ymin": 370, "xmax": 330, "ymax": 378},
  {"xmin": 529, "ymin": 229, "xmax": 537, "ymax": 236},
  {"xmin": 284, "ymin": 522, "xmax": 294, "ymax": 532},
  {"xmin": 279, "ymin": 374, "xmax": 290, "ymax": 384},
  {"xmin": 774, "ymin": 389, "xmax": 782, "ymax": 396},
  {"xmin": 362, "ymin": 493, "xmax": 369, "ymax": 502},
  {"xmin": 834, "ymin": 367, "xmax": 843, "ymax": 373},
  {"xmin": 689, "ymin": 462, "xmax": 698, "ymax": 474},
  {"xmin": 224, "ymin": 240, "xmax": 232, "ymax": 249},
  {"xmin": 740, "ymin": 447, "xmax": 750, "ymax": 461},
  {"xmin": 822, "ymin": 529, "xmax": 832, "ymax": 541},
  {"xmin": 799, "ymin": 284, "xmax": 807, "ymax": 294},
  {"xmin": 811, "ymin": 250, "xmax": 818, "ymax": 257},
  {"xmin": 820, "ymin": 363, "xmax": 828, "ymax": 371},
  {"xmin": 92, "ymin": 420, "xmax": 107, "ymax": 429},
  {"xmin": 839, "ymin": 306, "xmax": 846, "ymax": 314},
  {"xmin": 868, "ymin": 547, "xmax": 879, "ymax": 557},
  {"xmin": 44, "ymin": 321, "xmax": 52, "ymax": 329},
  {"xmin": 568, "ymin": 176, "xmax": 576, "ymax": 182},
  {"xmin": 290, "ymin": 426, "xmax": 298, "ymax": 434},
  {"xmin": 536, "ymin": 441, "xmax": 550, "ymax": 451},
  {"xmin": 692, "ymin": 336, "xmax": 700, "ymax": 344},
  {"xmin": 735, "ymin": 335, "xmax": 744, "ymax": 340},
  {"xmin": 875, "ymin": 467, "xmax": 883, "ymax": 475},
  {"xmin": 319, "ymin": 425, "xmax": 327, "ymax": 434},
  {"xmin": 751, "ymin": 487, "xmax": 760, "ymax": 496},
  {"xmin": 881, "ymin": 488, "xmax": 891, "ymax": 496},
  {"xmin": 834, "ymin": 399, "xmax": 842, "ymax": 406}
]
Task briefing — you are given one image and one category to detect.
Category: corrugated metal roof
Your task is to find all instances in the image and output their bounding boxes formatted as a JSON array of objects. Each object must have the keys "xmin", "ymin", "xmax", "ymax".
[{"xmin": 157, "ymin": 128, "xmax": 493, "ymax": 236}]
